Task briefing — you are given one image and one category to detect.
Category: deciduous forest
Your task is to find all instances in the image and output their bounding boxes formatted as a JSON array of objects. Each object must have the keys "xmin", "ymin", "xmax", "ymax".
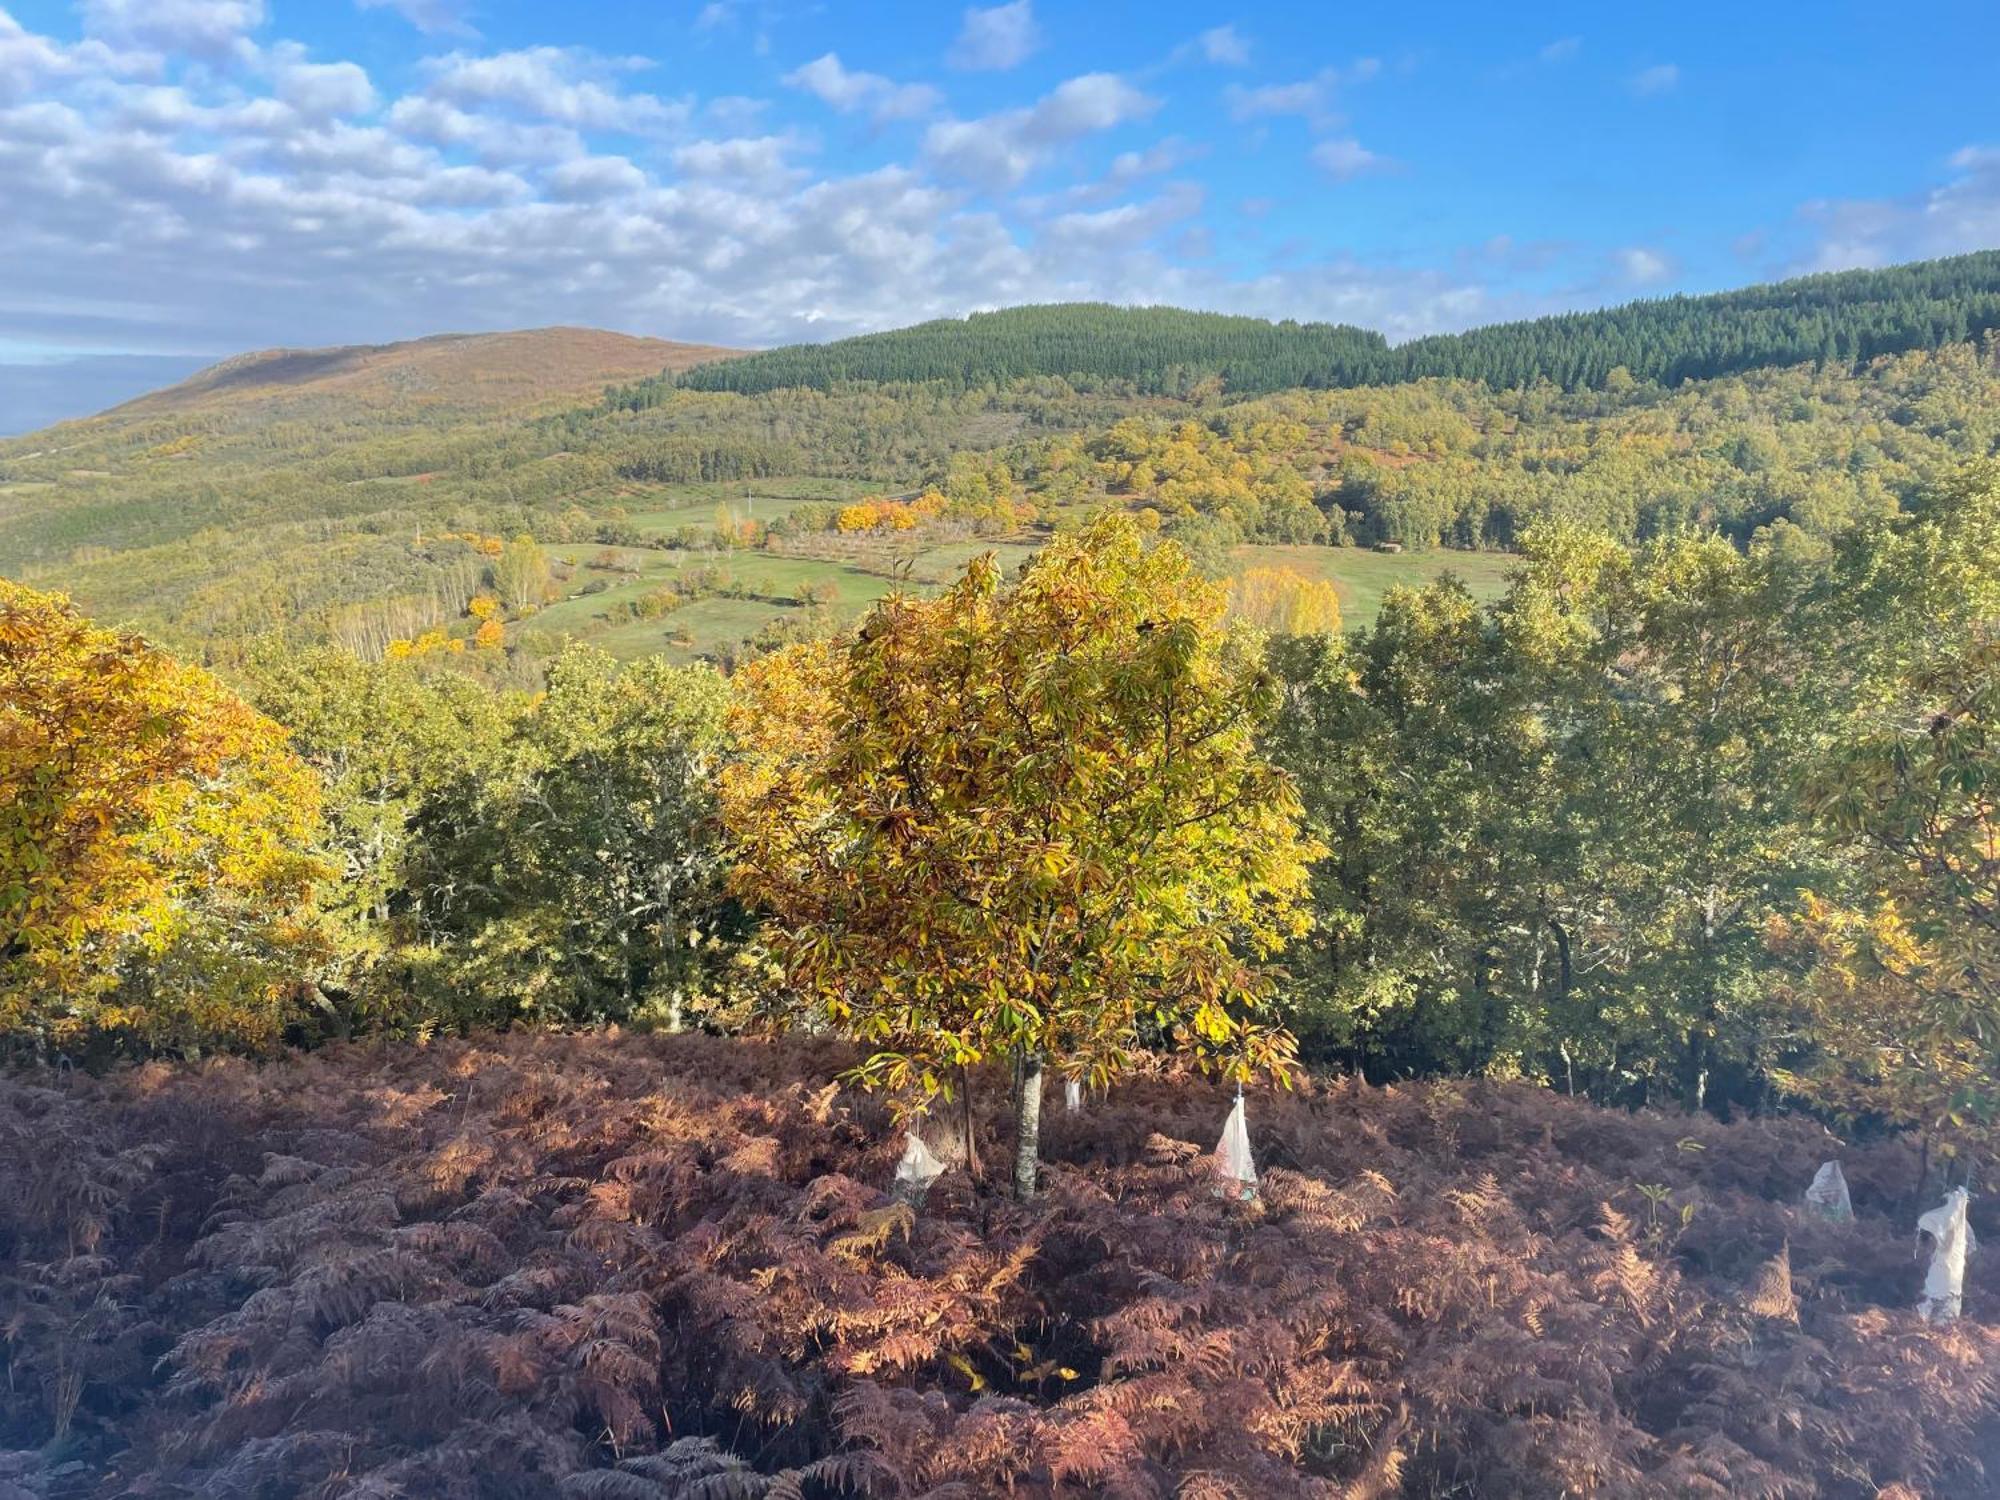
[{"xmin": 6, "ymin": 257, "xmax": 2000, "ymax": 1497}]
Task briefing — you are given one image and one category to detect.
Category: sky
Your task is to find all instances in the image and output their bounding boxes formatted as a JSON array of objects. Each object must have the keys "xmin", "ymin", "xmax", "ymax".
[{"xmin": 1, "ymin": 0, "xmax": 1997, "ymax": 429}]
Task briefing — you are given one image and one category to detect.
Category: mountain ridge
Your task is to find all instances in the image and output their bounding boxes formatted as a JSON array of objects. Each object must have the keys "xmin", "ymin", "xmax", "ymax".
[{"xmin": 83, "ymin": 326, "xmax": 745, "ymax": 425}]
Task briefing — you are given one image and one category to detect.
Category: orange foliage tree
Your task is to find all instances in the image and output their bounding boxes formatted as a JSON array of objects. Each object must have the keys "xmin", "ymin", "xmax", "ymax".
[
  {"xmin": 0, "ymin": 581, "xmax": 327, "ymax": 1052},
  {"xmin": 722, "ymin": 516, "xmax": 1320, "ymax": 1199}
]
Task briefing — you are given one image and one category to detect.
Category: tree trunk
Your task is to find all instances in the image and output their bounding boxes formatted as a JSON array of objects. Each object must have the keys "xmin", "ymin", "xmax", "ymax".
[
  {"xmin": 1011, "ymin": 1050, "xmax": 1045, "ymax": 1202},
  {"xmin": 959, "ymin": 1065, "xmax": 983, "ymax": 1182}
]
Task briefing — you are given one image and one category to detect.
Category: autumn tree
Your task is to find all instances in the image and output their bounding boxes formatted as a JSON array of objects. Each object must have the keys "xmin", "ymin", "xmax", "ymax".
[
  {"xmin": 492, "ymin": 536, "xmax": 551, "ymax": 615},
  {"xmin": 1229, "ymin": 565, "xmax": 1343, "ymax": 636},
  {"xmin": 723, "ymin": 516, "xmax": 1320, "ymax": 1199},
  {"xmin": 0, "ymin": 583, "xmax": 326, "ymax": 1053},
  {"xmin": 1775, "ymin": 465, "xmax": 2000, "ymax": 1168}
]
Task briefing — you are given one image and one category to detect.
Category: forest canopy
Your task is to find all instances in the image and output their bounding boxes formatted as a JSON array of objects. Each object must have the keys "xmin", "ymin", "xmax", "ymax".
[{"xmin": 657, "ymin": 251, "xmax": 2000, "ymax": 397}]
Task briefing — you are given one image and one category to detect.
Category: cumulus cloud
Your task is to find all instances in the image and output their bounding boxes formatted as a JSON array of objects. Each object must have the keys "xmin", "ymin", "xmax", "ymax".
[
  {"xmin": 1048, "ymin": 137, "xmax": 1203, "ymax": 207},
  {"xmin": 1197, "ymin": 25, "xmax": 1250, "ymax": 66},
  {"xmin": 1224, "ymin": 60, "xmax": 1376, "ymax": 130},
  {"xmin": 948, "ymin": 1, "xmax": 1040, "ymax": 71},
  {"xmin": 1793, "ymin": 144, "xmax": 2000, "ymax": 272},
  {"xmin": 672, "ymin": 133, "xmax": 803, "ymax": 183},
  {"xmin": 386, "ymin": 94, "xmax": 583, "ymax": 163},
  {"xmin": 541, "ymin": 154, "xmax": 646, "ymax": 201},
  {"xmin": 783, "ymin": 53, "xmax": 939, "ymax": 122},
  {"xmin": 355, "ymin": 0, "xmax": 478, "ymax": 37},
  {"xmin": 1311, "ymin": 137, "xmax": 1388, "ymax": 181},
  {"xmin": 1629, "ymin": 63, "xmax": 1678, "ymax": 97},
  {"xmin": 0, "ymin": 0, "xmax": 1718, "ymax": 431},
  {"xmin": 425, "ymin": 47, "xmax": 687, "ymax": 132},
  {"xmin": 273, "ymin": 57, "xmax": 377, "ymax": 118},
  {"xmin": 79, "ymin": 0, "xmax": 263, "ymax": 58},
  {"xmin": 1045, "ymin": 182, "xmax": 1204, "ymax": 251},
  {"xmin": 1610, "ymin": 245, "xmax": 1675, "ymax": 285},
  {"xmin": 925, "ymin": 73, "xmax": 1156, "ymax": 188}
]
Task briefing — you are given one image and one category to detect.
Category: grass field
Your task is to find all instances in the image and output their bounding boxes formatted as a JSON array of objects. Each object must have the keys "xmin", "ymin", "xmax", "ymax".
[
  {"xmin": 523, "ymin": 527, "xmax": 1519, "ymax": 663},
  {"xmin": 621, "ymin": 477, "xmax": 882, "ymax": 540},
  {"xmin": 1231, "ymin": 542, "xmax": 1518, "ymax": 621}
]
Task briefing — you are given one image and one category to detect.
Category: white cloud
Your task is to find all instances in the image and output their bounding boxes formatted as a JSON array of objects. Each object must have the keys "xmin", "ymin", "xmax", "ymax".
[
  {"xmin": 922, "ymin": 116, "xmax": 1033, "ymax": 189},
  {"xmin": 1046, "ymin": 183, "xmax": 1204, "ymax": 250},
  {"xmin": 783, "ymin": 52, "xmax": 939, "ymax": 122},
  {"xmin": 79, "ymin": 0, "xmax": 264, "ymax": 58},
  {"xmin": 672, "ymin": 134, "xmax": 802, "ymax": 182},
  {"xmin": 0, "ymin": 9, "xmax": 72, "ymax": 101},
  {"xmin": 425, "ymin": 47, "xmax": 687, "ymax": 132},
  {"xmin": 0, "ymin": 99, "xmax": 87, "ymax": 144},
  {"xmin": 387, "ymin": 94, "xmax": 584, "ymax": 163},
  {"xmin": 355, "ymin": 0, "xmax": 478, "ymax": 37},
  {"xmin": 924, "ymin": 73, "xmax": 1156, "ymax": 188},
  {"xmin": 542, "ymin": 154, "xmax": 646, "ymax": 201},
  {"xmin": 1048, "ymin": 137, "xmax": 1202, "ymax": 206},
  {"xmin": 1539, "ymin": 37, "xmax": 1581, "ymax": 63},
  {"xmin": 1629, "ymin": 64, "xmax": 1678, "ymax": 97},
  {"xmin": 1793, "ymin": 145, "xmax": 2000, "ymax": 272},
  {"xmin": 1224, "ymin": 60, "xmax": 1375, "ymax": 130},
  {"xmin": 1610, "ymin": 245, "xmax": 1674, "ymax": 285},
  {"xmin": 1310, "ymin": 137, "xmax": 1388, "ymax": 181},
  {"xmin": 1198, "ymin": 25, "xmax": 1250, "ymax": 66},
  {"xmin": 0, "ymin": 0, "xmax": 1732, "ymax": 430},
  {"xmin": 949, "ymin": 1, "xmax": 1040, "ymax": 71},
  {"xmin": 1026, "ymin": 73, "xmax": 1155, "ymax": 139},
  {"xmin": 274, "ymin": 58, "xmax": 377, "ymax": 118}
]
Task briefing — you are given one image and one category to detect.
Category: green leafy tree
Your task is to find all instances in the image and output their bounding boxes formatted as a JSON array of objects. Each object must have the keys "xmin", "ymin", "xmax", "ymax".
[
  {"xmin": 240, "ymin": 643, "xmax": 521, "ymax": 1031},
  {"xmin": 493, "ymin": 647, "xmax": 736, "ymax": 1027}
]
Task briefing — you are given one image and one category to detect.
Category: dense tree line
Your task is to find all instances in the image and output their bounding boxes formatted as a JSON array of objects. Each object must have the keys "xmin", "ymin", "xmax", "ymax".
[
  {"xmin": 1390, "ymin": 251, "xmax": 2000, "ymax": 389},
  {"xmin": 646, "ymin": 303, "xmax": 1391, "ymax": 399},
  {"xmin": 1267, "ymin": 462, "xmax": 2000, "ymax": 1148},
  {"xmin": 648, "ymin": 253, "xmax": 2000, "ymax": 399}
]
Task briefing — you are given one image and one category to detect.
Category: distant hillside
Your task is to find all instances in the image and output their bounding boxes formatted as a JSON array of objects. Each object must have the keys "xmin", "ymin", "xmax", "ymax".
[
  {"xmin": 651, "ymin": 304, "xmax": 1390, "ymax": 400},
  {"xmin": 652, "ymin": 252, "xmax": 2000, "ymax": 398},
  {"xmin": 108, "ymin": 327, "xmax": 741, "ymax": 423},
  {"xmin": 1392, "ymin": 252, "xmax": 2000, "ymax": 389}
]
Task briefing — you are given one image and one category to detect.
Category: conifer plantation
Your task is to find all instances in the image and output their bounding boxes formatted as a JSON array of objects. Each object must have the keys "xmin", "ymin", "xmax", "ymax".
[{"xmin": 8, "ymin": 257, "xmax": 2000, "ymax": 1496}]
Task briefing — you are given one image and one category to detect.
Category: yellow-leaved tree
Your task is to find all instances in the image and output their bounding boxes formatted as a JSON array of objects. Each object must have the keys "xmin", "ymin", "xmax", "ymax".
[
  {"xmin": 1229, "ymin": 565, "xmax": 1343, "ymax": 637},
  {"xmin": 0, "ymin": 581, "xmax": 327, "ymax": 1054},
  {"xmin": 722, "ymin": 515, "xmax": 1321, "ymax": 1199}
]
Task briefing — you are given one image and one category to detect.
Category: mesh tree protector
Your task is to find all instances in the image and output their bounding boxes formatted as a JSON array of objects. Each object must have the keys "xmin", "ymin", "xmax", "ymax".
[
  {"xmin": 1214, "ymin": 1090, "xmax": 1258, "ymax": 1201},
  {"xmin": 1804, "ymin": 1161, "xmax": 1853, "ymax": 1223},
  {"xmin": 1916, "ymin": 1187, "xmax": 1977, "ymax": 1323},
  {"xmin": 892, "ymin": 1131, "xmax": 945, "ymax": 1205}
]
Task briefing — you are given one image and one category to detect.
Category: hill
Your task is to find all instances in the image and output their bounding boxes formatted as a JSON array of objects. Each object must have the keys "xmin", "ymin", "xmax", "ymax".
[
  {"xmin": 2, "ymin": 256, "xmax": 1998, "ymax": 674},
  {"xmin": 659, "ymin": 302, "xmax": 1389, "ymax": 398},
  {"xmin": 4, "ymin": 1029, "xmax": 1994, "ymax": 1498},
  {"xmin": 99, "ymin": 326, "xmax": 741, "ymax": 423},
  {"xmin": 656, "ymin": 251, "xmax": 2000, "ymax": 398}
]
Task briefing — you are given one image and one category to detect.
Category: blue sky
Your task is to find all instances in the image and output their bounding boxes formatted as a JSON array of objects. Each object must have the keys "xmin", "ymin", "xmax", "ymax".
[{"xmin": 1, "ymin": 0, "xmax": 1996, "ymax": 427}]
